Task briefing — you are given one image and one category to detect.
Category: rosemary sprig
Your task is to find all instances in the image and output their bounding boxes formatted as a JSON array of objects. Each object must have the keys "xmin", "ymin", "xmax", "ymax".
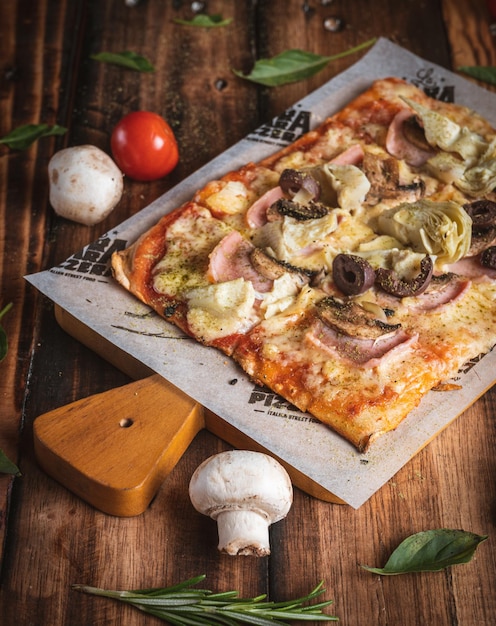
[{"xmin": 72, "ymin": 575, "xmax": 338, "ymax": 624}]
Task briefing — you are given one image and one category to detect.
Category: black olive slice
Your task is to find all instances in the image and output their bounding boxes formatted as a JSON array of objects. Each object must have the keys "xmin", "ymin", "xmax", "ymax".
[
  {"xmin": 268, "ymin": 198, "xmax": 329, "ymax": 221},
  {"xmin": 332, "ymin": 253, "xmax": 376, "ymax": 296},
  {"xmin": 480, "ymin": 245, "xmax": 496, "ymax": 269},
  {"xmin": 463, "ymin": 199, "xmax": 496, "ymax": 229},
  {"xmin": 468, "ymin": 225, "xmax": 496, "ymax": 256},
  {"xmin": 428, "ymin": 272, "xmax": 458, "ymax": 288},
  {"xmin": 375, "ymin": 255, "xmax": 433, "ymax": 297},
  {"xmin": 463, "ymin": 200, "xmax": 496, "ymax": 256},
  {"xmin": 279, "ymin": 168, "xmax": 321, "ymax": 200}
]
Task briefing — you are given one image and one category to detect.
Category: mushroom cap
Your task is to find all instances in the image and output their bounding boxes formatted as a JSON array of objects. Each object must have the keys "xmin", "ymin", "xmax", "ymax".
[
  {"xmin": 189, "ymin": 450, "xmax": 293, "ymax": 523},
  {"xmin": 48, "ymin": 145, "xmax": 123, "ymax": 225}
]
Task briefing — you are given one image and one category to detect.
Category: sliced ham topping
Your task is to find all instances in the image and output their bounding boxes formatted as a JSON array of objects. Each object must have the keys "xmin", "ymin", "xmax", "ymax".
[
  {"xmin": 445, "ymin": 256, "xmax": 496, "ymax": 280},
  {"xmin": 305, "ymin": 318, "xmax": 417, "ymax": 368},
  {"xmin": 330, "ymin": 144, "xmax": 364, "ymax": 166},
  {"xmin": 207, "ymin": 231, "xmax": 273, "ymax": 292},
  {"xmin": 404, "ymin": 275, "xmax": 471, "ymax": 312},
  {"xmin": 245, "ymin": 186, "xmax": 284, "ymax": 228},
  {"xmin": 386, "ymin": 108, "xmax": 434, "ymax": 167}
]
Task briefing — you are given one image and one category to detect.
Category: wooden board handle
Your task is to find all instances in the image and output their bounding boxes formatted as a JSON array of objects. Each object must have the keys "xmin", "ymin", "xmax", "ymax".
[
  {"xmin": 43, "ymin": 305, "xmax": 346, "ymax": 511},
  {"xmin": 33, "ymin": 374, "xmax": 205, "ymax": 516}
]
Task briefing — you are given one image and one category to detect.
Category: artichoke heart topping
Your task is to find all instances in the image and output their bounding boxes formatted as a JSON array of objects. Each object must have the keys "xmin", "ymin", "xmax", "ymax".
[
  {"xmin": 320, "ymin": 163, "xmax": 371, "ymax": 212},
  {"xmin": 301, "ymin": 163, "xmax": 371, "ymax": 212},
  {"xmin": 456, "ymin": 137, "xmax": 496, "ymax": 196},
  {"xmin": 402, "ymin": 97, "xmax": 488, "ymax": 166},
  {"xmin": 376, "ymin": 199, "xmax": 472, "ymax": 264}
]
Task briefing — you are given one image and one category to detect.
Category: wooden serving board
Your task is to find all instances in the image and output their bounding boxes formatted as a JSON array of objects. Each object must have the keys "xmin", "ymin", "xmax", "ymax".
[
  {"xmin": 31, "ymin": 42, "xmax": 496, "ymax": 516},
  {"xmin": 33, "ymin": 306, "xmax": 344, "ymax": 517}
]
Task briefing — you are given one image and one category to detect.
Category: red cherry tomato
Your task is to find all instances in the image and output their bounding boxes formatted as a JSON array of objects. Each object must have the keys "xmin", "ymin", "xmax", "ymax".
[{"xmin": 110, "ymin": 111, "xmax": 179, "ymax": 181}]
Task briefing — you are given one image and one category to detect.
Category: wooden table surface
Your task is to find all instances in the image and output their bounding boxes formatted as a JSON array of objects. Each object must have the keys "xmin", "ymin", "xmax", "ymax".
[{"xmin": 1, "ymin": 1, "xmax": 496, "ymax": 624}]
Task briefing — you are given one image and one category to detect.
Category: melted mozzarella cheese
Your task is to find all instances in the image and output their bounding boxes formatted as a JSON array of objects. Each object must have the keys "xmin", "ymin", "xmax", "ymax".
[
  {"xmin": 153, "ymin": 207, "xmax": 232, "ymax": 295},
  {"xmin": 205, "ymin": 180, "xmax": 252, "ymax": 215}
]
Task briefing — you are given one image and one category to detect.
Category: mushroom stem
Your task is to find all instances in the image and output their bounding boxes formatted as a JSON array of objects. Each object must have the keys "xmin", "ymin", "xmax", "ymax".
[
  {"xmin": 216, "ymin": 509, "xmax": 271, "ymax": 556},
  {"xmin": 188, "ymin": 450, "xmax": 293, "ymax": 557}
]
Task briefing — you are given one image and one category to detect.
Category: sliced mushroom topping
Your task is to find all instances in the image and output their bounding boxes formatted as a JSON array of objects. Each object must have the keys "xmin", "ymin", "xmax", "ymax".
[
  {"xmin": 363, "ymin": 151, "xmax": 425, "ymax": 203},
  {"xmin": 266, "ymin": 197, "xmax": 329, "ymax": 221},
  {"xmin": 249, "ymin": 248, "xmax": 286, "ymax": 280},
  {"xmin": 250, "ymin": 247, "xmax": 316, "ymax": 281},
  {"xmin": 480, "ymin": 245, "xmax": 496, "ymax": 269},
  {"xmin": 332, "ymin": 253, "xmax": 376, "ymax": 295},
  {"xmin": 375, "ymin": 255, "xmax": 434, "ymax": 297},
  {"xmin": 316, "ymin": 296, "xmax": 400, "ymax": 340},
  {"xmin": 401, "ymin": 114, "xmax": 432, "ymax": 152},
  {"xmin": 279, "ymin": 168, "xmax": 321, "ymax": 200}
]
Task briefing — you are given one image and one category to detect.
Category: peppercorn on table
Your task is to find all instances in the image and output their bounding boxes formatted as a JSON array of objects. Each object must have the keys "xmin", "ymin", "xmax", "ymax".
[{"xmin": 1, "ymin": 1, "xmax": 496, "ymax": 625}]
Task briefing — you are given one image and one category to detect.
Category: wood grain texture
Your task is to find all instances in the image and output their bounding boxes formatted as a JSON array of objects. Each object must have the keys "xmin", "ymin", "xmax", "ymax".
[
  {"xmin": 1, "ymin": 0, "xmax": 495, "ymax": 624},
  {"xmin": 442, "ymin": 0, "xmax": 496, "ymax": 71}
]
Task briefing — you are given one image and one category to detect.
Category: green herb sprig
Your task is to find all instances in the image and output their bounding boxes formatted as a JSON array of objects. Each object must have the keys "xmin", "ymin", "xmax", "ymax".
[
  {"xmin": 458, "ymin": 66, "xmax": 496, "ymax": 87},
  {"xmin": 361, "ymin": 529, "xmax": 488, "ymax": 575},
  {"xmin": 174, "ymin": 14, "xmax": 232, "ymax": 28},
  {"xmin": 233, "ymin": 38, "xmax": 376, "ymax": 87},
  {"xmin": 72, "ymin": 576, "xmax": 338, "ymax": 624},
  {"xmin": 0, "ymin": 124, "xmax": 66, "ymax": 150},
  {"xmin": 0, "ymin": 448, "xmax": 21, "ymax": 476},
  {"xmin": 90, "ymin": 50, "xmax": 155, "ymax": 72}
]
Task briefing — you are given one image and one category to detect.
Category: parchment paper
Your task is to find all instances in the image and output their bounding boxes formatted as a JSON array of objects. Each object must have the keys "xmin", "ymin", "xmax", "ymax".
[{"xmin": 26, "ymin": 38, "xmax": 496, "ymax": 508}]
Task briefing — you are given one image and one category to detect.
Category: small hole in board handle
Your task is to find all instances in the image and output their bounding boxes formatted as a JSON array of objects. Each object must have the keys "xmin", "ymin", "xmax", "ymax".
[{"xmin": 119, "ymin": 418, "xmax": 134, "ymax": 428}]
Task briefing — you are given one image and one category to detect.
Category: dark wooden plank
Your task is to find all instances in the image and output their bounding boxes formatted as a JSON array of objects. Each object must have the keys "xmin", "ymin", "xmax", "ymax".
[
  {"xmin": 1, "ymin": 0, "xmax": 496, "ymax": 624},
  {"xmin": 1, "ymin": 1, "xmax": 266, "ymax": 623},
  {"xmin": 442, "ymin": 0, "xmax": 496, "ymax": 73},
  {"xmin": 255, "ymin": 0, "xmax": 452, "ymax": 122},
  {"xmin": 0, "ymin": 0, "xmax": 89, "ymax": 566}
]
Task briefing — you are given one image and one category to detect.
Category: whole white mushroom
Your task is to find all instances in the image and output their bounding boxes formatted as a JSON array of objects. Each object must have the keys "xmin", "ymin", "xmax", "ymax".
[
  {"xmin": 48, "ymin": 145, "xmax": 123, "ymax": 225},
  {"xmin": 189, "ymin": 450, "xmax": 293, "ymax": 557}
]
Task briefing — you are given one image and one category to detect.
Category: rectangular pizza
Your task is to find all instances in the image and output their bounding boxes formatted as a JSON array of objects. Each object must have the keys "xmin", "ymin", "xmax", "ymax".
[{"xmin": 111, "ymin": 77, "xmax": 496, "ymax": 451}]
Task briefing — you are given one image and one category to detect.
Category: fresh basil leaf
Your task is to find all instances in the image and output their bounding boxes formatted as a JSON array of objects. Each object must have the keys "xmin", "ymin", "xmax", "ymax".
[
  {"xmin": 0, "ymin": 124, "xmax": 67, "ymax": 150},
  {"xmin": 233, "ymin": 38, "xmax": 376, "ymax": 87},
  {"xmin": 91, "ymin": 50, "xmax": 155, "ymax": 72},
  {"xmin": 362, "ymin": 529, "xmax": 488, "ymax": 575},
  {"xmin": 0, "ymin": 302, "xmax": 12, "ymax": 362},
  {"xmin": 458, "ymin": 66, "xmax": 496, "ymax": 87},
  {"xmin": 234, "ymin": 49, "xmax": 330, "ymax": 86},
  {"xmin": 173, "ymin": 14, "xmax": 232, "ymax": 27},
  {"xmin": 0, "ymin": 448, "xmax": 21, "ymax": 476}
]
